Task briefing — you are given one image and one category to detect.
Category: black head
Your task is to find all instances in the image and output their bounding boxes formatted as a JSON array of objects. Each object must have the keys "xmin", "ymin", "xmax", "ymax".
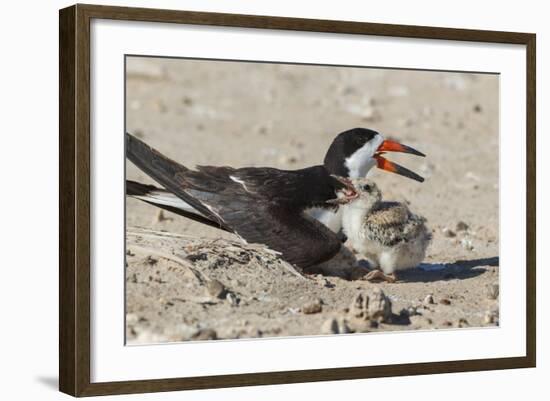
[
  {"xmin": 323, "ymin": 128, "xmax": 380, "ymax": 177},
  {"xmin": 323, "ymin": 127, "xmax": 426, "ymax": 182}
]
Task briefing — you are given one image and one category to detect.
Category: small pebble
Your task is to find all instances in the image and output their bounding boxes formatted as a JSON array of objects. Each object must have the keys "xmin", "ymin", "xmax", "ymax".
[
  {"xmin": 442, "ymin": 227, "xmax": 456, "ymax": 238},
  {"xmin": 192, "ymin": 329, "xmax": 217, "ymax": 341},
  {"xmin": 339, "ymin": 85, "xmax": 357, "ymax": 96},
  {"xmin": 440, "ymin": 298, "xmax": 452, "ymax": 305},
  {"xmin": 152, "ymin": 99, "xmax": 168, "ymax": 113},
  {"xmin": 154, "ymin": 209, "xmax": 173, "ymax": 223},
  {"xmin": 465, "ymin": 172, "xmax": 480, "ymax": 182},
  {"xmin": 302, "ymin": 299, "xmax": 323, "ymax": 314},
  {"xmin": 461, "ymin": 238, "xmax": 474, "ymax": 251},
  {"xmin": 323, "ymin": 279, "xmax": 335, "ymax": 289},
  {"xmin": 484, "ymin": 309, "xmax": 499, "ymax": 325},
  {"xmin": 207, "ymin": 280, "xmax": 227, "ymax": 299},
  {"xmin": 278, "ymin": 155, "xmax": 300, "ymax": 165},
  {"xmin": 424, "ymin": 294, "xmax": 435, "ymax": 305},
  {"xmin": 458, "ymin": 318, "xmax": 469, "ymax": 328},
  {"xmin": 473, "ymin": 104, "xmax": 482, "ymax": 113},
  {"xmin": 226, "ymin": 292, "xmax": 239, "ymax": 306},
  {"xmin": 146, "ymin": 255, "xmax": 158, "ymax": 265},
  {"xmin": 349, "ymin": 288, "xmax": 392, "ymax": 323},
  {"xmin": 456, "ymin": 221, "xmax": 469, "ymax": 231},
  {"xmin": 486, "ymin": 283, "xmax": 499, "ymax": 300},
  {"xmin": 126, "ymin": 313, "xmax": 139, "ymax": 325},
  {"xmin": 181, "ymin": 96, "xmax": 193, "ymax": 106}
]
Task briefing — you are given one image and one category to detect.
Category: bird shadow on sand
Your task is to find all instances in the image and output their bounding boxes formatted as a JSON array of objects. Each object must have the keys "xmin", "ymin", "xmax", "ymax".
[
  {"xmin": 396, "ymin": 256, "xmax": 499, "ymax": 283},
  {"xmin": 308, "ymin": 248, "xmax": 498, "ymax": 284}
]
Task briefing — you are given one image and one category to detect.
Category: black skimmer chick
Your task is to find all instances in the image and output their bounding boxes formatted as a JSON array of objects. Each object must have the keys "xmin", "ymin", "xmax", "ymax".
[
  {"xmin": 338, "ymin": 178, "xmax": 432, "ymax": 282},
  {"xmin": 311, "ymin": 128, "xmax": 425, "ymax": 233},
  {"xmin": 126, "ymin": 132, "xmax": 358, "ymax": 268}
]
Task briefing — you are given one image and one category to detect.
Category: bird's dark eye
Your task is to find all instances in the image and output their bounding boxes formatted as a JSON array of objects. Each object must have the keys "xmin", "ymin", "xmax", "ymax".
[{"xmin": 362, "ymin": 184, "xmax": 371, "ymax": 191}]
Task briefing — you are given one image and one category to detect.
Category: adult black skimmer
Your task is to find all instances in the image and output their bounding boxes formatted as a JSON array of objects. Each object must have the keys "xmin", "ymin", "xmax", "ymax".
[
  {"xmin": 126, "ymin": 132, "xmax": 358, "ymax": 267},
  {"xmin": 339, "ymin": 178, "xmax": 432, "ymax": 282}
]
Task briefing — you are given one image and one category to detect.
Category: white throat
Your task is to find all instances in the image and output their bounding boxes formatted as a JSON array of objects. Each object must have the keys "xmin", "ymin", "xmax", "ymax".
[{"xmin": 344, "ymin": 134, "xmax": 383, "ymax": 178}]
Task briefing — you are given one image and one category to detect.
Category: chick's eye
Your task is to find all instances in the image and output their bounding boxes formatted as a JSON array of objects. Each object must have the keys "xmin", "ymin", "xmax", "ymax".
[{"xmin": 362, "ymin": 184, "xmax": 371, "ymax": 191}]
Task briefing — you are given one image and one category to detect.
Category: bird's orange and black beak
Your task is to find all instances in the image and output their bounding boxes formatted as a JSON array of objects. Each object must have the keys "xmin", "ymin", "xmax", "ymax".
[{"xmin": 374, "ymin": 139, "xmax": 425, "ymax": 182}]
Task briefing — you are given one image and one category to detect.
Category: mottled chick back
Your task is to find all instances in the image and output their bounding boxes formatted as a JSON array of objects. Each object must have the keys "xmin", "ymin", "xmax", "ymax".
[{"xmin": 364, "ymin": 202, "xmax": 431, "ymax": 247}]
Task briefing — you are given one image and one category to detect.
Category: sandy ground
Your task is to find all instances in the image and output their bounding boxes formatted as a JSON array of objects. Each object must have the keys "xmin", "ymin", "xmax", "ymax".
[{"xmin": 125, "ymin": 57, "xmax": 499, "ymax": 344}]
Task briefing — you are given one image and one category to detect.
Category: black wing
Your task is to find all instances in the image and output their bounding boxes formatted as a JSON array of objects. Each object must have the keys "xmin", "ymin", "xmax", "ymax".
[
  {"xmin": 126, "ymin": 133, "xmax": 341, "ymax": 267},
  {"xmin": 228, "ymin": 165, "xmax": 344, "ymax": 209},
  {"xmin": 199, "ymin": 196, "xmax": 341, "ymax": 267}
]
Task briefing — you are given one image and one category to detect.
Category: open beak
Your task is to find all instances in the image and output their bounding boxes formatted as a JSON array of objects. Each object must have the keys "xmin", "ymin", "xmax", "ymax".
[
  {"xmin": 374, "ymin": 154, "xmax": 424, "ymax": 183},
  {"xmin": 327, "ymin": 175, "xmax": 358, "ymax": 205},
  {"xmin": 377, "ymin": 139, "xmax": 425, "ymax": 157},
  {"xmin": 374, "ymin": 139, "xmax": 425, "ymax": 183}
]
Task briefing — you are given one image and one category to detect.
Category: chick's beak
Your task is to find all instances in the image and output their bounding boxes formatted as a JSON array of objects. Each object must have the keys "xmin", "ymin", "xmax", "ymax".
[{"xmin": 327, "ymin": 175, "xmax": 358, "ymax": 205}]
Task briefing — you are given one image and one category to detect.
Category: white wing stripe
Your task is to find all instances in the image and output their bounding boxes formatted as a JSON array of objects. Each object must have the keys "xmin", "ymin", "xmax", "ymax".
[
  {"xmin": 132, "ymin": 191, "xmax": 202, "ymax": 216},
  {"xmin": 229, "ymin": 175, "xmax": 251, "ymax": 192}
]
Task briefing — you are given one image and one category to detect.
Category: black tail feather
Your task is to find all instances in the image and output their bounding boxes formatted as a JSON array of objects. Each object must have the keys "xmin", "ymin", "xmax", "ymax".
[
  {"xmin": 126, "ymin": 133, "xmax": 231, "ymax": 231},
  {"xmin": 125, "ymin": 179, "xmax": 231, "ymax": 232}
]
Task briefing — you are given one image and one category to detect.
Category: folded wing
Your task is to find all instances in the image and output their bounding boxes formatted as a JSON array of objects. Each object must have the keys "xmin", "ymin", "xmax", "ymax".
[{"xmin": 126, "ymin": 133, "xmax": 341, "ymax": 267}]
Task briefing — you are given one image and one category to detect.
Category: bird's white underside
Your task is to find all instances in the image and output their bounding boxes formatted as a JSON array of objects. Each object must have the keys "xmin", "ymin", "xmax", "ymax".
[{"xmin": 305, "ymin": 207, "xmax": 343, "ymax": 233}]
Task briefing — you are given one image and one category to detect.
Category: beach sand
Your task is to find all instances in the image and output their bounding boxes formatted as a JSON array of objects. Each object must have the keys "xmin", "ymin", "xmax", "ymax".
[{"xmin": 125, "ymin": 57, "xmax": 499, "ymax": 344}]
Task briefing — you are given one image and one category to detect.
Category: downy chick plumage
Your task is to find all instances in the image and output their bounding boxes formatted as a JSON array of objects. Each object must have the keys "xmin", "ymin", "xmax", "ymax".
[{"xmin": 341, "ymin": 178, "xmax": 431, "ymax": 281}]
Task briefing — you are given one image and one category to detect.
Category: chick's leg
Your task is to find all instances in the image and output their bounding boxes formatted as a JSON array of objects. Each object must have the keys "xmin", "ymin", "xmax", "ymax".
[{"xmin": 364, "ymin": 270, "xmax": 397, "ymax": 283}]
